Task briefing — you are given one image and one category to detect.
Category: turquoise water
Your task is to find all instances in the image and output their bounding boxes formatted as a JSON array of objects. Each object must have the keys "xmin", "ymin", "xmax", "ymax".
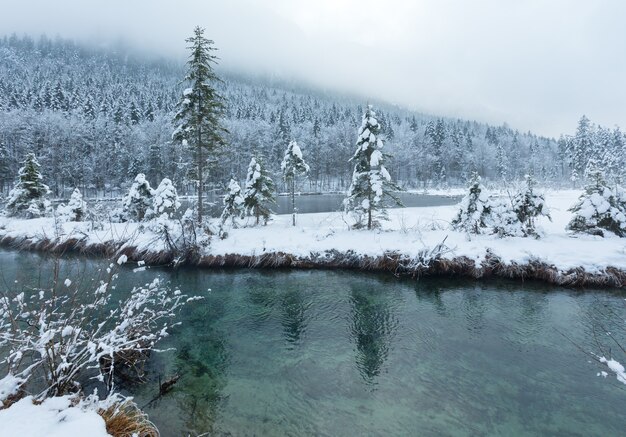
[{"xmin": 1, "ymin": 250, "xmax": 625, "ymax": 436}]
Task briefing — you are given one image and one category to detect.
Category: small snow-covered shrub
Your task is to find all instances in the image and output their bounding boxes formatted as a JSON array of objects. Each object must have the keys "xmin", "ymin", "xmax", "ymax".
[
  {"xmin": 0, "ymin": 257, "xmax": 200, "ymax": 399},
  {"xmin": 220, "ymin": 178, "xmax": 244, "ymax": 227},
  {"xmin": 57, "ymin": 188, "xmax": 87, "ymax": 222},
  {"xmin": 451, "ymin": 173, "xmax": 491, "ymax": 234},
  {"xmin": 488, "ymin": 197, "xmax": 524, "ymax": 237},
  {"xmin": 4, "ymin": 153, "xmax": 51, "ymax": 219},
  {"xmin": 146, "ymin": 178, "xmax": 180, "ymax": 221},
  {"xmin": 511, "ymin": 175, "xmax": 551, "ymax": 237},
  {"xmin": 120, "ymin": 174, "xmax": 155, "ymax": 222},
  {"xmin": 567, "ymin": 165, "xmax": 626, "ymax": 237}
]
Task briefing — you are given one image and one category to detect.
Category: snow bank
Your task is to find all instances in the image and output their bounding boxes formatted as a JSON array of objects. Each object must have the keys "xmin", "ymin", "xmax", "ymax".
[
  {"xmin": 1, "ymin": 191, "xmax": 626, "ymax": 286},
  {"xmin": 0, "ymin": 396, "xmax": 110, "ymax": 437}
]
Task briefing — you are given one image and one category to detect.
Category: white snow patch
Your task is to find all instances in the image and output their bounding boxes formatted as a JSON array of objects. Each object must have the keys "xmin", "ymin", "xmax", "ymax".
[{"xmin": 0, "ymin": 396, "xmax": 110, "ymax": 436}]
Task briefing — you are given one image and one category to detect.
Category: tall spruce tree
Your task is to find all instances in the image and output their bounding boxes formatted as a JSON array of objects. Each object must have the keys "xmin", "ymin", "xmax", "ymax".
[
  {"xmin": 344, "ymin": 105, "xmax": 402, "ymax": 229},
  {"xmin": 281, "ymin": 140, "xmax": 309, "ymax": 226},
  {"xmin": 172, "ymin": 26, "xmax": 227, "ymax": 223}
]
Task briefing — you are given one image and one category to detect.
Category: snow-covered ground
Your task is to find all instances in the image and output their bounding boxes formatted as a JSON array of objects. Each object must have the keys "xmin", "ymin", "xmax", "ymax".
[
  {"xmin": 0, "ymin": 396, "xmax": 109, "ymax": 437},
  {"xmin": 1, "ymin": 190, "xmax": 625, "ymax": 276}
]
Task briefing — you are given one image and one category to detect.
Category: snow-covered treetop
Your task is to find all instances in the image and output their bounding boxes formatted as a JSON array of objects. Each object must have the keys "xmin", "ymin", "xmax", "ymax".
[
  {"xmin": 226, "ymin": 178, "xmax": 242, "ymax": 197},
  {"xmin": 246, "ymin": 157, "xmax": 262, "ymax": 187},
  {"xmin": 151, "ymin": 178, "xmax": 180, "ymax": 218},
  {"xmin": 354, "ymin": 105, "xmax": 383, "ymax": 155},
  {"xmin": 281, "ymin": 140, "xmax": 310, "ymax": 180}
]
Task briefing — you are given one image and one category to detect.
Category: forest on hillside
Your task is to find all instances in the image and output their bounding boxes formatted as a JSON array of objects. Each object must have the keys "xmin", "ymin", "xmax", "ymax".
[{"xmin": 0, "ymin": 34, "xmax": 622, "ymax": 198}]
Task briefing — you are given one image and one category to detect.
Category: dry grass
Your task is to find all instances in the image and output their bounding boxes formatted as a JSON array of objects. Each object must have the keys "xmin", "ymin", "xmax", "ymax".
[
  {"xmin": 99, "ymin": 400, "xmax": 159, "ymax": 437},
  {"xmin": 0, "ymin": 390, "xmax": 26, "ymax": 410}
]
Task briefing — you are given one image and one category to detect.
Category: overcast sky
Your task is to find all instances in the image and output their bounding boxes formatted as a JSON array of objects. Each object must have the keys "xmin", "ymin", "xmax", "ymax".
[{"xmin": 2, "ymin": 0, "xmax": 625, "ymax": 137}]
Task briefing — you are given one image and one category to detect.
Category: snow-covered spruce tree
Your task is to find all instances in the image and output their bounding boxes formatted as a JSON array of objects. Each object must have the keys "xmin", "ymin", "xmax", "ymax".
[
  {"xmin": 121, "ymin": 173, "xmax": 155, "ymax": 222},
  {"xmin": 567, "ymin": 161, "xmax": 626, "ymax": 237},
  {"xmin": 220, "ymin": 178, "xmax": 244, "ymax": 226},
  {"xmin": 172, "ymin": 26, "xmax": 227, "ymax": 224},
  {"xmin": 57, "ymin": 188, "xmax": 87, "ymax": 222},
  {"xmin": 344, "ymin": 105, "xmax": 402, "ymax": 229},
  {"xmin": 512, "ymin": 174, "xmax": 551, "ymax": 237},
  {"xmin": 5, "ymin": 153, "xmax": 51, "ymax": 218},
  {"xmin": 243, "ymin": 157, "xmax": 275, "ymax": 225},
  {"xmin": 281, "ymin": 140, "xmax": 309, "ymax": 226},
  {"xmin": 451, "ymin": 172, "xmax": 492, "ymax": 234},
  {"xmin": 146, "ymin": 178, "xmax": 180, "ymax": 220}
]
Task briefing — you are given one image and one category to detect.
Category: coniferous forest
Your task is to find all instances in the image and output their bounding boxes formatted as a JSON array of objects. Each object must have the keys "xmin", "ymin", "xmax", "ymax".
[{"xmin": 2, "ymin": 34, "xmax": 622, "ymax": 199}]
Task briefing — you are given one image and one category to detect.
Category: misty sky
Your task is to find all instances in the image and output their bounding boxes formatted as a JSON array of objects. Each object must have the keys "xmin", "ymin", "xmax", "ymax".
[{"xmin": 2, "ymin": 0, "xmax": 625, "ymax": 137}]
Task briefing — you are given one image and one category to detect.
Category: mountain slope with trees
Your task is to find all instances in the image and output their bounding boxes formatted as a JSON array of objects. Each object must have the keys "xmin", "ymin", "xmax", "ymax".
[{"xmin": 0, "ymin": 34, "xmax": 621, "ymax": 199}]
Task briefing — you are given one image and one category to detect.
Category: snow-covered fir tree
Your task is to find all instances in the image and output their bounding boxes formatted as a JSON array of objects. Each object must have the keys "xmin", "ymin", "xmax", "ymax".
[
  {"xmin": 451, "ymin": 172, "xmax": 492, "ymax": 234},
  {"xmin": 57, "ymin": 188, "xmax": 87, "ymax": 222},
  {"xmin": 243, "ymin": 157, "xmax": 275, "ymax": 225},
  {"xmin": 4, "ymin": 153, "xmax": 51, "ymax": 218},
  {"xmin": 220, "ymin": 178, "xmax": 244, "ymax": 226},
  {"xmin": 172, "ymin": 26, "xmax": 227, "ymax": 223},
  {"xmin": 281, "ymin": 140, "xmax": 310, "ymax": 226},
  {"xmin": 120, "ymin": 173, "xmax": 155, "ymax": 222},
  {"xmin": 147, "ymin": 178, "xmax": 180, "ymax": 220},
  {"xmin": 567, "ymin": 161, "xmax": 626, "ymax": 237},
  {"xmin": 344, "ymin": 105, "xmax": 402, "ymax": 229},
  {"xmin": 512, "ymin": 174, "xmax": 551, "ymax": 237}
]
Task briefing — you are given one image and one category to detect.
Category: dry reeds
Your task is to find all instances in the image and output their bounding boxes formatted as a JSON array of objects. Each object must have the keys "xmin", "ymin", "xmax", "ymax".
[
  {"xmin": 2, "ymin": 233, "xmax": 626, "ymax": 288},
  {"xmin": 99, "ymin": 399, "xmax": 159, "ymax": 437}
]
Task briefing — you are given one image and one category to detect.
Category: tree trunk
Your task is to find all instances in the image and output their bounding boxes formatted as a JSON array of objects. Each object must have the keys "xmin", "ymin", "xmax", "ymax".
[
  {"xmin": 197, "ymin": 90, "xmax": 203, "ymax": 225},
  {"xmin": 291, "ymin": 177, "xmax": 296, "ymax": 226},
  {"xmin": 367, "ymin": 188, "xmax": 372, "ymax": 230},
  {"xmin": 197, "ymin": 128, "xmax": 203, "ymax": 224}
]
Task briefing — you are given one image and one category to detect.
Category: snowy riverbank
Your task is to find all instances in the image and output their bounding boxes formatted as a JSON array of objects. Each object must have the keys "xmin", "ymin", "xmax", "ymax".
[{"xmin": 1, "ymin": 190, "xmax": 625, "ymax": 287}]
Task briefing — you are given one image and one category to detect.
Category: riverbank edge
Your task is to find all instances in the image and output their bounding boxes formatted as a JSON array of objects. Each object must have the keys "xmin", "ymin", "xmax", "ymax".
[{"xmin": 2, "ymin": 233, "xmax": 625, "ymax": 288}]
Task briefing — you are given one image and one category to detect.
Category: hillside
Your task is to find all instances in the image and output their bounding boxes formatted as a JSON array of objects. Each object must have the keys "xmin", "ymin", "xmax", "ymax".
[{"xmin": 0, "ymin": 34, "xmax": 565, "ymax": 197}]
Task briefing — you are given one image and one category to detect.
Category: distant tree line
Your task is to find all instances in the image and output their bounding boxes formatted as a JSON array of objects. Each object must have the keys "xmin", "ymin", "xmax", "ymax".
[{"xmin": 0, "ymin": 34, "xmax": 623, "ymax": 199}]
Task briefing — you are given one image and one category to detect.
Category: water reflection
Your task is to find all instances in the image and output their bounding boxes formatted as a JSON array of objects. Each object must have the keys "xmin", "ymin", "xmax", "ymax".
[
  {"xmin": 461, "ymin": 286, "xmax": 487, "ymax": 333},
  {"xmin": 279, "ymin": 288, "xmax": 309, "ymax": 346},
  {"xmin": 349, "ymin": 284, "xmax": 398, "ymax": 384},
  {"xmin": 173, "ymin": 331, "xmax": 228, "ymax": 435}
]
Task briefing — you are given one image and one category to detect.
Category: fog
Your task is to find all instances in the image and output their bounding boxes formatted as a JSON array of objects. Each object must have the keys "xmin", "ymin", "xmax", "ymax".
[{"xmin": 2, "ymin": 0, "xmax": 625, "ymax": 136}]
